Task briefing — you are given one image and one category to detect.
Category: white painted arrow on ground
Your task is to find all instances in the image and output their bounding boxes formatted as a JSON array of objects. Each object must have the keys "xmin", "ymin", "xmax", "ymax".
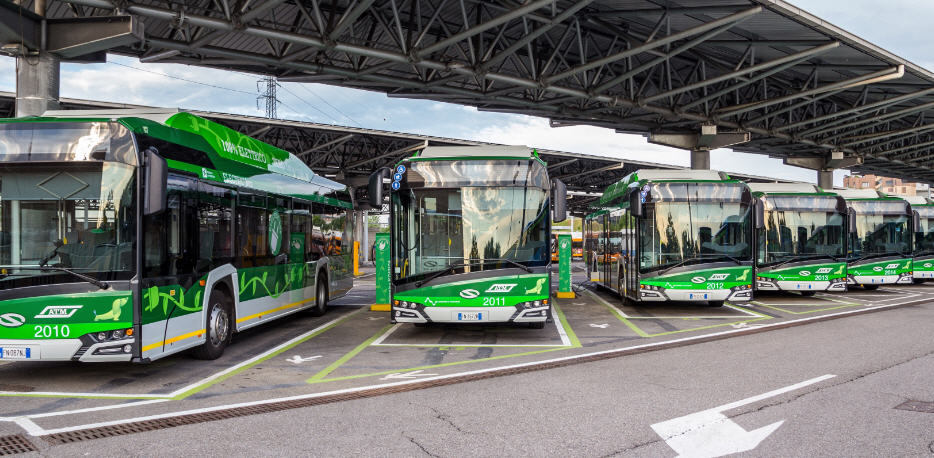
[
  {"xmin": 286, "ymin": 355, "xmax": 322, "ymax": 364},
  {"xmin": 651, "ymin": 374, "xmax": 835, "ymax": 458},
  {"xmin": 589, "ymin": 323, "xmax": 610, "ymax": 328},
  {"xmin": 380, "ymin": 370, "xmax": 438, "ymax": 380}
]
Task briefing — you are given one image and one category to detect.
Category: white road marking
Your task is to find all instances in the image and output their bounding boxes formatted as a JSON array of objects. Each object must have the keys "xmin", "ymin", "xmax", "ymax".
[
  {"xmin": 651, "ymin": 374, "xmax": 836, "ymax": 458},
  {"xmin": 15, "ymin": 299, "xmax": 905, "ymax": 438},
  {"xmin": 6, "ymin": 292, "xmax": 925, "ymax": 435},
  {"xmin": 380, "ymin": 370, "xmax": 439, "ymax": 380},
  {"xmin": 286, "ymin": 355, "xmax": 322, "ymax": 364},
  {"xmin": 589, "ymin": 323, "xmax": 610, "ymax": 329},
  {"xmin": 587, "ymin": 290, "xmax": 759, "ymax": 319},
  {"xmin": 0, "ymin": 309, "xmax": 362, "ymax": 415}
]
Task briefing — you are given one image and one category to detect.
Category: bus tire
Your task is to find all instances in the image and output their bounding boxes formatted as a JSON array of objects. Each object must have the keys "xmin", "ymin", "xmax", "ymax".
[
  {"xmin": 863, "ymin": 284, "xmax": 879, "ymax": 290},
  {"xmin": 528, "ymin": 321, "xmax": 545, "ymax": 329},
  {"xmin": 192, "ymin": 289, "xmax": 232, "ymax": 360},
  {"xmin": 309, "ymin": 276, "xmax": 328, "ymax": 316},
  {"xmin": 707, "ymin": 300, "xmax": 724, "ymax": 307},
  {"xmin": 800, "ymin": 291, "xmax": 816, "ymax": 297}
]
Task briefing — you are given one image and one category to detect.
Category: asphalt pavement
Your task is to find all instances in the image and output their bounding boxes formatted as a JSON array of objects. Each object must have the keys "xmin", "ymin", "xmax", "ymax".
[{"xmin": 31, "ymin": 293, "xmax": 934, "ymax": 457}]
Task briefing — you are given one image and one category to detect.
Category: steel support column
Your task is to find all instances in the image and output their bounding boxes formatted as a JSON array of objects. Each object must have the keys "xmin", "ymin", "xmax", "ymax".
[
  {"xmin": 691, "ymin": 150, "xmax": 711, "ymax": 170},
  {"xmin": 817, "ymin": 170, "xmax": 834, "ymax": 190},
  {"xmin": 16, "ymin": 52, "xmax": 60, "ymax": 117}
]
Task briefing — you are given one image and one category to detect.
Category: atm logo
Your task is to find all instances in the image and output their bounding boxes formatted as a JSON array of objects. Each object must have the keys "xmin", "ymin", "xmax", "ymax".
[
  {"xmin": 816, "ymin": 268, "xmax": 833, "ymax": 274},
  {"xmin": 35, "ymin": 305, "xmax": 82, "ymax": 319},
  {"xmin": 708, "ymin": 273, "xmax": 730, "ymax": 281},
  {"xmin": 885, "ymin": 263, "xmax": 900, "ymax": 269},
  {"xmin": 485, "ymin": 284, "xmax": 516, "ymax": 293}
]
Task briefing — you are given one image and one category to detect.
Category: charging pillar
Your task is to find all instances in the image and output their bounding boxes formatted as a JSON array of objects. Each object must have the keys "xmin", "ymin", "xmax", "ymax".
[
  {"xmin": 371, "ymin": 233, "xmax": 391, "ymax": 311},
  {"xmin": 556, "ymin": 234, "xmax": 575, "ymax": 299}
]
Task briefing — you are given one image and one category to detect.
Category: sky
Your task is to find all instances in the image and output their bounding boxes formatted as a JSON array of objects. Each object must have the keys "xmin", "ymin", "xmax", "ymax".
[{"xmin": 1, "ymin": 0, "xmax": 932, "ymax": 186}]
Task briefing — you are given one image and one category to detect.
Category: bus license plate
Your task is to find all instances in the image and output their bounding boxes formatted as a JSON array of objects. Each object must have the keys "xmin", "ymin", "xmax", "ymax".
[
  {"xmin": 455, "ymin": 311, "xmax": 483, "ymax": 321},
  {"xmin": 0, "ymin": 346, "xmax": 37, "ymax": 360}
]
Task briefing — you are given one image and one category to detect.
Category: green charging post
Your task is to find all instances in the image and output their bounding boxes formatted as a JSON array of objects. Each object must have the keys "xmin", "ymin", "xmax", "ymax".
[
  {"xmin": 372, "ymin": 233, "xmax": 391, "ymax": 311},
  {"xmin": 556, "ymin": 233, "xmax": 575, "ymax": 299}
]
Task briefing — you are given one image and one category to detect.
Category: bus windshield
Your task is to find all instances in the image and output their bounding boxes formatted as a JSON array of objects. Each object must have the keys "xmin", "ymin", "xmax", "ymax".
[
  {"xmin": 392, "ymin": 186, "xmax": 548, "ymax": 281},
  {"xmin": 759, "ymin": 196, "xmax": 845, "ymax": 265},
  {"xmin": 0, "ymin": 162, "xmax": 136, "ymax": 285},
  {"xmin": 638, "ymin": 183, "xmax": 751, "ymax": 272},
  {"xmin": 849, "ymin": 201, "xmax": 910, "ymax": 259},
  {"xmin": 915, "ymin": 207, "xmax": 934, "ymax": 256}
]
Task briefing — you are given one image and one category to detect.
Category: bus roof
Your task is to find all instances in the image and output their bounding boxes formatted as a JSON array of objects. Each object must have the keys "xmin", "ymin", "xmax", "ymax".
[
  {"xmin": 830, "ymin": 188, "xmax": 888, "ymax": 200},
  {"xmin": 597, "ymin": 168, "xmax": 734, "ymax": 206},
  {"xmin": 746, "ymin": 182, "xmax": 824, "ymax": 195},
  {"xmin": 415, "ymin": 145, "xmax": 538, "ymax": 160},
  {"xmin": 9, "ymin": 109, "xmax": 351, "ymax": 208}
]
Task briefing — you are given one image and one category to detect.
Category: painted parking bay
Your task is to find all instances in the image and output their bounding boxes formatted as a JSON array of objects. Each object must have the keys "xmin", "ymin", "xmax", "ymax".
[{"xmin": 4, "ymin": 275, "xmax": 934, "ymax": 443}]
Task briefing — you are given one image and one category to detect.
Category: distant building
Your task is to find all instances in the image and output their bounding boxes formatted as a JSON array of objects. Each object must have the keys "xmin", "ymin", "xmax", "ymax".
[{"xmin": 843, "ymin": 174, "xmax": 930, "ymax": 197}]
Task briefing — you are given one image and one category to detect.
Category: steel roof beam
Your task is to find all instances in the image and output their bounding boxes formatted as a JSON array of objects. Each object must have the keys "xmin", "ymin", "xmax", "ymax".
[
  {"xmin": 298, "ymin": 133, "xmax": 356, "ymax": 157},
  {"xmin": 415, "ymin": 0, "xmax": 553, "ymax": 58},
  {"xmin": 644, "ymin": 41, "xmax": 839, "ymax": 106},
  {"xmin": 817, "ymin": 101, "xmax": 934, "ymax": 143},
  {"xmin": 787, "ymin": 87, "xmax": 934, "ymax": 135},
  {"xmin": 328, "ymin": 0, "xmax": 378, "ymax": 40},
  {"xmin": 479, "ymin": 0, "xmax": 595, "ymax": 71},
  {"xmin": 346, "ymin": 140, "xmax": 428, "ymax": 169},
  {"xmin": 714, "ymin": 65, "xmax": 904, "ymax": 119},
  {"xmin": 841, "ymin": 124, "xmax": 934, "ymax": 148},
  {"xmin": 544, "ymin": 6, "xmax": 762, "ymax": 85}
]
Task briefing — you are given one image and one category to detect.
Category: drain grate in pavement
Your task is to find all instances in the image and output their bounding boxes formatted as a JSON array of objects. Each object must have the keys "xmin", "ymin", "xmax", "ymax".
[
  {"xmin": 894, "ymin": 400, "xmax": 934, "ymax": 413},
  {"xmin": 0, "ymin": 434, "xmax": 38, "ymax": 455}
]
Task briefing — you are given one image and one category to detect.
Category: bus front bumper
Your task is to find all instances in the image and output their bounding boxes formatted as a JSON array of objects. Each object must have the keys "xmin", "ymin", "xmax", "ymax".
[
  {"xmin": 639, "ymin": 287, "xmax": 752, "ymax": 302},
  {"xmin": 847, "ymin": 273, "xmax": 912, "ymax": 285},
  {"xmin": 0, "ymin": 338, "xmax": 135, "ymax": 362},
  {"xmin": 756, "ymin": 278, "xmax": 847, "ymax": 292},
  {"xmin": 393, "ymin": 304, "xmax": 549, "ymax": 324}
]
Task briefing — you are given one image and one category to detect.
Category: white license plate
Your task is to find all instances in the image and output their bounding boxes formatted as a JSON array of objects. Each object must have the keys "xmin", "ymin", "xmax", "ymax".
[
  {"xmin": 0, "ymin": 346, "xmax": 37, "ymax": 360},
  {"xmin": 455, "ymin": 311, "xmax": 483, "ymax": 321}
]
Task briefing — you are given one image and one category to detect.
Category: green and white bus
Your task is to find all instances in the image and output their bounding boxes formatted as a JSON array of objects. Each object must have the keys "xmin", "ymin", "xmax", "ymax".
[
  {"xmin": 368, "ymin": 146, "xmax": 567, "ymax": 328},
  {"xmin": 749, "ymin": 183, "xmax": 848, "ymax": 295},
  {"xmin": 585, "ymin": 169, "xmax": 754, "ymax": 306},
  {"xmin": 904, "ymin": 195, "xmax": 934, "ymax": 281},
  {"xmin": 833, "ymin": 188, "xmax": 912, "ymax": 289},
  {"xmin": 0, "ymin": 109, "xmax": 353, "ymax": 362}
]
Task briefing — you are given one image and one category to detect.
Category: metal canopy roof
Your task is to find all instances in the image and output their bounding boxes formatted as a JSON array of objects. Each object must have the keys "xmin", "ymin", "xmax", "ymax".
[
  {"xmin": 28, "ymin": 0, "xmax": 934, "ymax": 185},
  {"xmin": 0, "ymin": 91, "xmax": 789, "ymax": 212}
]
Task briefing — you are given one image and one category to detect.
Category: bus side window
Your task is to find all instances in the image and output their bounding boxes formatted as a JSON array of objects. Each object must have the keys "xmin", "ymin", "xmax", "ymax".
[
  {"xmin": 292, "ymin": 200, "xmax": 312, "ymax": 263},
  {"xmin": 237, "ymin": 191, "xmax": 268, "ymax": 268},
  {"xmin": 198, "ymin": 182, "xmax": 234, "ymax": 271}
]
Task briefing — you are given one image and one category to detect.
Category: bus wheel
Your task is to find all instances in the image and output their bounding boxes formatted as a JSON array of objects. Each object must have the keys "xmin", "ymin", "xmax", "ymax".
[
  {"xmin": 707, "ymin": 300, "xmax": 724, "ymax": 307},
  {"xmin": 528, "ymin": 321, "xmax": 545, "ymax": 329},
  {"xmin": 193, "ymin": 290, "xmax": 232, "ymax": 360},
  {"xmin": 309, "ymin": 277, "xmax": 328, "ymax": 316},
  {"xmin": 863, "ymin": 284, "xmax": 879, "ymax": 290},
  {"xmin": 800, "ymin": 291, "xmax": 816, "ymax": 297}
]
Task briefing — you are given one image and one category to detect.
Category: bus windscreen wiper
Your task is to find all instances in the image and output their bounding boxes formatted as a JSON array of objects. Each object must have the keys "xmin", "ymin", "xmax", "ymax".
[
  {"xmin": 415, "ymin": 258, "xmax": 533, "ymax": 288},
  {"xmin": 467, "ymin": 258, "xmax": 532, "ymax": 273},
  {"xmin": 415, "ymin": 262, "xmax": 470, "ymax": 288},
  {"xmin": 701, "ymin": 254, "xmax": 743, "ymax": 265},
  {"xmin": 0, "ymin": 265, "xmax": 110, "ymax": 290}
]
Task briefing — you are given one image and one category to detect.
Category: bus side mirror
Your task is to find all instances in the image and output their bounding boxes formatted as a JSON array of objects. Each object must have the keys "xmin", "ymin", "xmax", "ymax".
[
  {"xmin": 848, "ymin": 210, "xmax": 857, "ymax": 233},
  {"xmin": 629, "ymin": 192, "xmax": 643, "ymax": 217},
  {"xmin": 755, "ymin": 201, "xmax": 765, "ymax": 229},
  {"xmin": 143, "ymin": 148, "xmax": 167, "ymax": 216},
  {"xmin": 913, "ymin": 211, "xmax": 921, "ymax": 232},
  {"xmin": 368, "ymin": 168, "xmax": 391, "ymax": 208},
  {"xmin": 552, "ymin": 178, "xmax": 567, "ymax": 223}
]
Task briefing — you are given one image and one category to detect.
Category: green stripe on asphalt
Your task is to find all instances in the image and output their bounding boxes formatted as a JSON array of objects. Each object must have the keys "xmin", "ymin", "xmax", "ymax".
[{"xmin": 306, "ymin": 323, "xmax": 394, "ymax": 383}]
